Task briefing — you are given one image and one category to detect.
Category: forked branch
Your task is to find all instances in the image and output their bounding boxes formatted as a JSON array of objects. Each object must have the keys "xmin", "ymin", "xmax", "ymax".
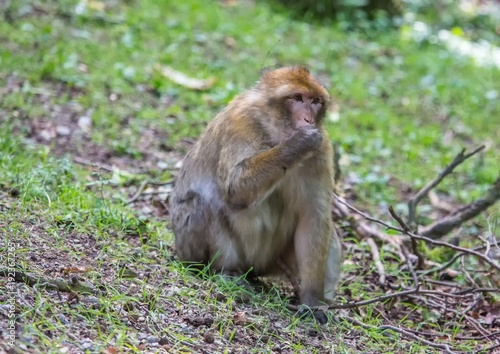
[
  {"xmin": 420, "ymin": 174, "xmax": 500, "ymax": 239},
  {"xmin": 407, "ymin": 146, "xmax": 485, "ymax": 230}
]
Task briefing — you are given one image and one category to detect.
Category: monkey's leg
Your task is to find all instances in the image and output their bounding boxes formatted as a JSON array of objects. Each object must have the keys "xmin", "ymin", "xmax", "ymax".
[
  {"xmin": 172, "ymin": 191, "xmax": 217, "ymax": 260},
  {"xmin": 294, "ymin": 213, "xmax": 331, "ymax": 324},
  {"xmin": 176, "ymin": 194, "xmax": 253, "ymax": 277},
  {"xmin": 324, "ymin": 230, "xmax": 342, "ymax": 302}
]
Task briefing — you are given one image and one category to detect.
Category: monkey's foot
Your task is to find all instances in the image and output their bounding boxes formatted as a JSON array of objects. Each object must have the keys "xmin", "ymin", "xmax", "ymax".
[{"xmin": 297, "ymin": 305, "xmax": 328, "ymax": 324}]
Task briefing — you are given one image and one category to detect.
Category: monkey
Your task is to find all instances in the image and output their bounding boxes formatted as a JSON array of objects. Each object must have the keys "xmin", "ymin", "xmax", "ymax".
[{"xmin": 170, "ymin": 66, "xmax": 342, "ymax": 323}]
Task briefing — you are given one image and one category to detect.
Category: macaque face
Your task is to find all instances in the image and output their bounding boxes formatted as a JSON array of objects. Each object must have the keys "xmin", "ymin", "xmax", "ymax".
[{"xmin": 287, "ymin": 93, "xmax": 324, "ymax": 129}]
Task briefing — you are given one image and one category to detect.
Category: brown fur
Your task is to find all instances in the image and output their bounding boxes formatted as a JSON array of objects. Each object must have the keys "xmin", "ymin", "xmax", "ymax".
[{"xmin": 170, "ymin": 66, "xmax": 342, "ymax": 323}]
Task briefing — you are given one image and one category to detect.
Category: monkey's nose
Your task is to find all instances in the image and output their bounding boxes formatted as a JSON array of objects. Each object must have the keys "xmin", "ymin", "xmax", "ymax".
[{"xmin": 304, "ymin": 116, "xmax": 313, "ymax": 124}]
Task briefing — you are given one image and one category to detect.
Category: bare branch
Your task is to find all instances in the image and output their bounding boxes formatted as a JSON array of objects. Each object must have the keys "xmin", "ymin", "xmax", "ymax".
[
  {"xmin": 73, "ymin": 156, "xmax": 115, "ymax": 172},
  {"xmin": 344, "ymin": 315, "xmax": 454, "ymax": 353},
  {"xmin": 0, "ymin": 269, "xmax": 96, "ymax": 294},
  {"xmin": 406, "ymin": 231, "xmax": 500, "ymax": 271},
  {"xmin": 478, "ymin": 342, "xmax": 500, "ymax": 353},
  {"xmin": 127, "ymin": 179, "xmax": 151, "ymax": 204},
  {"xmin": 388, "ymin": 205, "xmax": 410, "ymax": 232},
  {"xmin": 366, "ymin": 237, "xmax": 386, "ymax": 285},
  {"xmin": 328, "ymin": 289, "xmax": 418, "ymax": 309},
  {"xmin": 285, "ymin": 289, "xmax": 419, "ymax": 313},
  {"xmin": 422, "ymin": 241, "xmax": 500, "ymax": 275},
  {"xmin": 420, "ymin": 174, "xmax": 500, "ymax": 239},
  {"xmin": 407, "ymin": 145, "xmax": 485, "ymax": 229},
  {"xmin": 400, "ymin": 244, "xmax": 419, "ymax": 288},
  {"xmin": 337, "ymin": 196, "xmax": 500, "ymax": 271},
  {"xmin": 332, "ymin": 195, "xmax": 404, "ymax": 256},
  {"xmin": 333, "ymin": 194, "xmax": 399, "ymax": 232},
  {"xmin": 389, "ymin": 206, "xmax": 425, "ymax": 269}
]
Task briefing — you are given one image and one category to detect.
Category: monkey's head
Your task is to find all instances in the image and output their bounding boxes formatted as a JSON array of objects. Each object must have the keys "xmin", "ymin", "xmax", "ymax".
[{"xmin": 258, "ymin": 66, "xmax": 331, "ymax": 130}]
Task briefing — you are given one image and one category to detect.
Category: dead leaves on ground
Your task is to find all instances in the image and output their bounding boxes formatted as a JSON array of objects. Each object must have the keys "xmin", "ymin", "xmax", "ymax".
[{"xmin": 154, "ymin": 65, "xmax": 216, "ymax": 91}]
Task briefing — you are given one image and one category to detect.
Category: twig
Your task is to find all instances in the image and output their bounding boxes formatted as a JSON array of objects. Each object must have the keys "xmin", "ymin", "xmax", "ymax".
[
  {"xmin": 423, "ymin": 279, "xmax": 460, "ymax": 288},
  {"xmin": 127, "ymin": 179, "xmax": 174, "ymax": 203},
  {"xmin": 400, "ymin": 244, "xmax": 419, "ymax": 288},
  {"xmin": 73, "ymin": 156, "xmax": 148, "ymax": 175},
  {"xmin": 285, "ymin": 288, "xmax": 419, "ymax": 312},
  {"xmin": 73, "ymin": 156, "xmax": 115, "ymax": 172},
  {"xmin": 478, "ymin": 342, "xmax": 500, "ymax": 353},
  {"xmin": 344, "ymin": 315, "xmax": 454, "ymax": 353},
  {"xmin": 460, "ymin": 255, "xmax": 477, "ymax": 287},
  {"xmin": 328, "ymin": 288, "xmax": 418, "ymax": 309},
  {"xmin": 402, "ymin": 325, "xmax": 500, "ymax": 341},
  {"xmin": 389, "ymin": 206, "xmax": 425, "ymax": 269},
  {"xmin": 0, "ymin": 201, "xmax": 11, "ymax": 210},
  {"xmin": 388, "ymin": 205, "xmax": 409, "ymax": 232},
  {"xmin": 333, "ymin": 194, "xmax": 399, "ymax": 232},
  {"xmin": 422, "ymin": 241, "xmax": 500, "ymax": 275},
  {"xmin": 415, "ymin": 288, "xmax": 499, "ymax": 297},
  {"xmin": 477, "ymin": 235, "xmax": 491, "ymax": 259},
  {"xmin": 127, "ymin": 179, "xmax": 150, "ymax": 204},
  {"xmin": 407, "ymin": 145, "xmax": 485, "ymax": 230},
  {"xmin": 366, "ymin": 237, "xmax": 386, "ymax": 285},
  {"xmin": 337, "ymin": 196, "xmax": 500, "ymax": 271},
  {"xmin": 407, "ymin": 294, "xmax": 457, "ymax": 318},
  {"xmin": 453, "ymin": 287, "xmax": 500, "ymax": 295},
  {"xmin": 422, "ymin": 253, "xmax": 463, "ymax": 275},
  {"xmin": 405, "ymin": 231, "xmax": 500, "ymax": 271},
  {"xmin": 288, "ymin": 286, "xmax": 499, "ymax": 313},
  {"xmin": 459, "ymin": 293, "xmax": 480, "ymax": 317},
  {"xmin": 332, "ymin": 195, "xmax": 404, "ymax": 258},
  {"xmin": 446, "ymin": 332, "xmax": 500, "ymax": 341},
  {"xmin": 420, "ymin": 174, "xmax": 500, "ymax": 239},
  {"xmin": 465, "ymin": 314, "xmax": 491, "ymax": 340},
  {"xmin": 0, "ymin": 269, "xmax": 96, "ymax": 294}
]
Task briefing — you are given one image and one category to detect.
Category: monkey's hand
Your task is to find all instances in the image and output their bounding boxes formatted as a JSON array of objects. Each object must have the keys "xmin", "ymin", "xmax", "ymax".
[
  {"xmin": 291, "ymin": 126, "xmax": 323, "ymax": 151},
  {"xmin": 280, "ymin": 126, "xmax": 323, "ymax": 166}
]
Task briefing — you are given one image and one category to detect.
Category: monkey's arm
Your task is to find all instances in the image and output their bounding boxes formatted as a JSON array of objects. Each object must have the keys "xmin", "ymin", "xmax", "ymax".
[
  {"xmin": 222, "ymin": 126, "xmax": 321, "ymax": 208},
  {"xmin": 224, "ymin": 145, "xmax": 288, "ymax": 208}
]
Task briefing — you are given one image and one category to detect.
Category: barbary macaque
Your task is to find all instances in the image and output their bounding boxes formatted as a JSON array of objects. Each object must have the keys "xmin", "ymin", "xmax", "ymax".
[{"xmin": 170, "ymin": 66, "xmax": 342, "ymax": 323}]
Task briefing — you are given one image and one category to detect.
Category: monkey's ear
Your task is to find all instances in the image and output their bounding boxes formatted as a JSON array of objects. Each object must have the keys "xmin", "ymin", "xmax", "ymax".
[
  {"xmin": 259, "ymin": 66, "xmax": 273, "ymax": 78},
  {"xmin": 294, "ymin": 66, "xmax": 310, "ymax": 76}
]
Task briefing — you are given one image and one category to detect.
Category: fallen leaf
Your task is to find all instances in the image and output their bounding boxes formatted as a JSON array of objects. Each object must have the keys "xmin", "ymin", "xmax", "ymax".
[
  {"xmin": 155, "ymin": 65, "xmax": 216, "ymax": 91},
  {"xmin": 203, "ymin": 331, "xmax": 215, "ymax": 343},
  {"xmin": 233, "ymin": 311, "xmax": 247, "ymax": 325},
  {"xmin": 61, "ymin": 266, "xmax": 91, "ymax": 275},
  {"xmin": 88, "ymin": 0, "xmax": 105, "ymax": 11},
  {"xmin": 105, "ymin": 347, "xmax": 118, "ymax": 354}
]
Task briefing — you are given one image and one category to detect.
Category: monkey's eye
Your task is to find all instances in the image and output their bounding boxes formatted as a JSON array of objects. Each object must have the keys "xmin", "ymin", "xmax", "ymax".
[
  {"xmin": 292, "ymin": 94, "xmax": 303, "ymax": 102},
  {"xmin": 312, "ymin": 97, "xmax": 321, "ymax": 104}
]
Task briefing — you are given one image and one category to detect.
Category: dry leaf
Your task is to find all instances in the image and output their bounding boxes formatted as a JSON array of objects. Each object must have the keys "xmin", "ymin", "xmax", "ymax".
[
  {"xmin": 155, "ymin": 65, "xmax": 216, "ymax": 91},
  {"xmin": 233, "ymin": 311, "xmax": 247, "ymax": 325},
  {"xmin": 105, "ymin": 347, "xmax": 118, "ymax": 354},
  {"xmin": 88, "ymin": 0, "xmax": 105, "ymax": 11},
  {"xmin": 61, "ymin": 266, "xmax": 91, "ymax": 275}
]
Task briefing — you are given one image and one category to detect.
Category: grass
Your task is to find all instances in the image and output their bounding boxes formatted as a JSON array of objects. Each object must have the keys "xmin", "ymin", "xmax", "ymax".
[{"xmin": 1, "ymin": 0, "xmax": 499, "ymax": 352}]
